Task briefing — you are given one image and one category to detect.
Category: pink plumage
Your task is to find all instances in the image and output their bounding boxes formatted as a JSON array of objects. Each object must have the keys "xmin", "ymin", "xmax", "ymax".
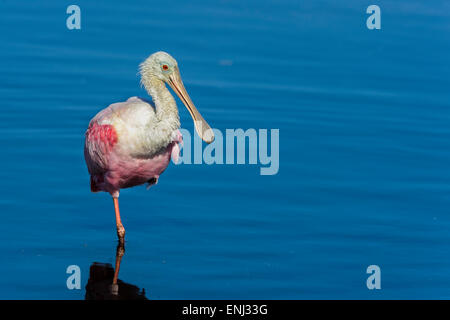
[
  {"xmin": 84, "ymin": 52, "xmax": 213, "ymax": 243},
  {"xmin": 84, "ymin": 104, "xmax": 182, "ymax": 196}
]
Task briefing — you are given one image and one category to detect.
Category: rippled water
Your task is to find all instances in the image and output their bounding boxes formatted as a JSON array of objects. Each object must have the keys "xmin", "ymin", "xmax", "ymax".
[{"xmin": 0, "ymin": 0, "xmax": 449, "ymax": 299}]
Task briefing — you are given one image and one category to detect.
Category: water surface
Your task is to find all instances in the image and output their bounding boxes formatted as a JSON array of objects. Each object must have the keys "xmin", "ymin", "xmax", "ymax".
[{"xmin": 0, "ymin": 0, "xmax": 449, "ymax": 299}]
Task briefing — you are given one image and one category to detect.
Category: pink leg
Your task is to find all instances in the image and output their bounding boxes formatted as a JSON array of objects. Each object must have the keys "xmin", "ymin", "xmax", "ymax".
[
  {"xmin": 113, "ymin": 197, "xmax": 125, "ymax": 243},
  {"xmin": 112, "ymin": 242, "xmax": 125, "ymax": 285}
]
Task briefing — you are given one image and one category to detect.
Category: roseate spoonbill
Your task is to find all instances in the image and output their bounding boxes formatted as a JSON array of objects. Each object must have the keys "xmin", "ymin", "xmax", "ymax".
[{"xmin": 84, "ymin": 51, "xmax": 214, "ymax": 243}]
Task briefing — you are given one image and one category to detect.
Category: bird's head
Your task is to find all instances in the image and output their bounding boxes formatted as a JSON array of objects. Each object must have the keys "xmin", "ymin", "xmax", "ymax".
[{"xmin": 140, "ymin": 51, "xmax": 214, "ymax": 144}]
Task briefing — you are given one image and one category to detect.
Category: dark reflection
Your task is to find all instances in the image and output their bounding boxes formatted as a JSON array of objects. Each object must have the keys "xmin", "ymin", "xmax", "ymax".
[{"xmin": 85, "ymin": 243, "xmax": 147, "ymax": 300}]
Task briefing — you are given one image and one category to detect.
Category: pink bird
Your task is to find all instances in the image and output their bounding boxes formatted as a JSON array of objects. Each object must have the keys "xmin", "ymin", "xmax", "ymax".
[{"xmin": 84, "ymin": 52, "xmax": 214, "ymax": 243}]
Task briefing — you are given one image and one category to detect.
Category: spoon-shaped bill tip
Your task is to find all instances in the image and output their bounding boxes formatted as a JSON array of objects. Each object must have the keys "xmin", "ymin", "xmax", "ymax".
[{"xmin": 195, "ymin": 121, "xmax": 215, "ymax": 144}]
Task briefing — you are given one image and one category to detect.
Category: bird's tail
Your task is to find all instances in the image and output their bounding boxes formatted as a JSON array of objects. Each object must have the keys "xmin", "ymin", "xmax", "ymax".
[{"xmin": 90, "ymin": 176, "xmax": 101, "ymax": 193}]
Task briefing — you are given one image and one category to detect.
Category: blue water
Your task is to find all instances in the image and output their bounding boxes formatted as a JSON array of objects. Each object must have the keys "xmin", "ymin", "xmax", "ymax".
[{"xmin": 0, "ymin": 0, "xmax": 449, "ymax": 299}]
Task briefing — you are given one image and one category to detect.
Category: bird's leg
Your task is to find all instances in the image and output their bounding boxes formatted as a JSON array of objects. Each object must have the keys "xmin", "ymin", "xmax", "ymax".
[
  {"xmin": 112, "ymin": 242, "xmax": 125, "ymax": 285},
  {"xmin": 113, "ymin": 197, "xmax": 125, "ymax": 244}
]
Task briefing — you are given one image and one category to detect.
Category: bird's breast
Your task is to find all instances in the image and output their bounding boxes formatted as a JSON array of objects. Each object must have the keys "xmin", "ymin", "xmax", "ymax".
[
  {"xmin": 89, "ymin": 96, "xmax": 180, "ymax": 160},
  {"xmin": 113, "ymin": 117, "xmax": 179, "ymax": 160}
]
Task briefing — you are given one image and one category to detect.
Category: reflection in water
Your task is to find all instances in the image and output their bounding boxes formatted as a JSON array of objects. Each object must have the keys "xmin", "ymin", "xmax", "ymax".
[{"xmin": 85, "ymin": 243, "xmax": 147, "ymax": 300}]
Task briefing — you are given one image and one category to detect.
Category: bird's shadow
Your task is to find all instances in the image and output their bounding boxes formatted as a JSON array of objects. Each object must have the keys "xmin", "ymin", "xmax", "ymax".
[{"xmin": 85, "ymin": 243, "xmax": 147, "ymax": 300}]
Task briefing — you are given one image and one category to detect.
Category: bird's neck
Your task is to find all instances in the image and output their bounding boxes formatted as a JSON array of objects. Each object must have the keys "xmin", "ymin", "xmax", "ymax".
[
  {"xmin": 145, "ymin": 76, "xmax": 180, "ymax": 124},
  {"xmin": 139, "ymin": 76, "xmax": 180, "ymax": 156}
]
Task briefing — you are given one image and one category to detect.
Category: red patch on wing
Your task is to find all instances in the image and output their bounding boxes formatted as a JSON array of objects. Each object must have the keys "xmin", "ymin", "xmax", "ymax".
[{"xmin": 86, "ymin": 123, "xmax": 118, "ymax": 149}]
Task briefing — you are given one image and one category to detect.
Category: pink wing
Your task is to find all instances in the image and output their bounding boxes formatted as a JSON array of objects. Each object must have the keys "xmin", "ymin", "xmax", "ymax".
[{"xmin": 84, "ymin": 122, "xmax": 118, "ymax": 191}]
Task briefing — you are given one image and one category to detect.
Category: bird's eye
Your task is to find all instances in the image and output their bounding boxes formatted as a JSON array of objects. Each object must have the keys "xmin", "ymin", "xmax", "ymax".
[{"xmin": 162, "ymin": 64, "xmax": 169, "ymax": 71}]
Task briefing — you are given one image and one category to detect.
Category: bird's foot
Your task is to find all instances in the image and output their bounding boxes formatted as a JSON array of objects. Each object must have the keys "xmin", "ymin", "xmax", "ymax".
[
  {"xmin": 117, "ymin": 225, "xmax": 125, "ymax": 244},
  {"xmin": 146, "ymin": 177, "xmax": 158, "ymax": 190}
]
